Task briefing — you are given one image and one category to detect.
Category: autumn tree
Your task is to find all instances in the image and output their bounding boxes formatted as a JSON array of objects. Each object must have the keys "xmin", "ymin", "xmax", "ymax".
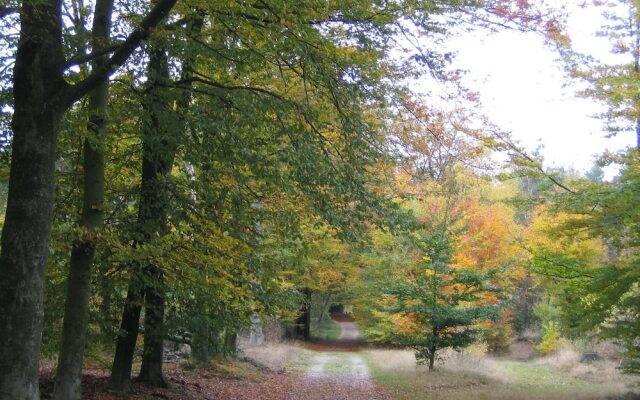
[
  {"xmin": 389, "ymin": 226, "xmax": 502, "ymax": 370},
  {"xmin": 0, "ymin": 0, "xmax": 556, "ymax": 397},
  {"xmin": 520, "ymin": 152, "xmax": 640, "ymax": 368},
  {"xmin": 0, "ymin": 2, "xmax": 177, "ymax": 398}
]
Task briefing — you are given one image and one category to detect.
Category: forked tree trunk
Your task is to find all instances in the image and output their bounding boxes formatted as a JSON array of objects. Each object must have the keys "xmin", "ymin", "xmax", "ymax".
[
  {"xmin": 135, "ymin": 42, "xmax": 175, "ymax": 387},
  {"xmin": 53, "ymin": 1, "xmax": 114, "ymax": 399},
  {"xmin": 118, "ymin": 16, "xmax": 203, "ymax": 388},
  {"xmin": 110, "ymin": 41, "xmax": 175, "ymax": 390}
]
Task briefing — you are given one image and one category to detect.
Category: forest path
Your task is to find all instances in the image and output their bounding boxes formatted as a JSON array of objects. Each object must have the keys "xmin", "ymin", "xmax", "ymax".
[{"xmin": 302, "ymin": 321, "xmax": 390, "ymax": 400}]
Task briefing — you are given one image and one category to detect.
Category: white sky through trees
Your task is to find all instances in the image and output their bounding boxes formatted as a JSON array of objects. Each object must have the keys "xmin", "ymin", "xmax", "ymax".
[{"xmin": 443, "ymin": 0, "xmax": 636, "ymax": 178}]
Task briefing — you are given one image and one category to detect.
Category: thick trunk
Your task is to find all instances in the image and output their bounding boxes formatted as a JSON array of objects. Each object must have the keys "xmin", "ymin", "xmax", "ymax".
[
  {"xmin": 191, "ymin": 322, "xmax": 218, "ymax": 365},
  {"xmin": 0, "ymin": 107, "xmax": 61, "ymax": 400},
  {"xmin": 192, "ymin": 325, "xmax": 234, "ymax": 359},
  {"xmin": 53, "ymin": 1, "xmax": 113, "ymax": 399},
  {"xmin": 0, "ymin": 2, "xmax": 66, "ymax": 399}
]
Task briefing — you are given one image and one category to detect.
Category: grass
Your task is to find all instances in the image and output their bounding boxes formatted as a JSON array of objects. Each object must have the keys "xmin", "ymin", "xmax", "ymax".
[
  {"xmin": 321, "ymin": 352, "xmax": 355, "ymax": 373},
  {"xmin": 361, "ymin": 348, "xmax": 640, "ymax": 400},
  {"xmin": 240, "ymin": 342, "xmax": 316, "ymax": 372},
  {"xmin": 311, "ymin": 317, "xmax": 342, "ymax": 341}
]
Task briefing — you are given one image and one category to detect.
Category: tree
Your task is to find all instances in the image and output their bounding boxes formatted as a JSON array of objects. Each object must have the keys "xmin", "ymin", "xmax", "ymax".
[
  {"xmin": 388, "ymin": 227, "xmax": 501, "ymax": 370},
  {"xmin": 109, "ymin": 12, "xmax": 204, "ymax": 389},
  {"xmin": 523, "ymin": 152, "xmax": 640, "ymax": 369},
  {"xmin": 53, "ymin": 1, "xmax": 114, "ymax": 398},
  {"xmin": 0, "ymin": 1, "xmax": 177, "ymax": 398},
  {"xmin": 568, "ymin": 0, "xmax": 640, "ymax": 147}
]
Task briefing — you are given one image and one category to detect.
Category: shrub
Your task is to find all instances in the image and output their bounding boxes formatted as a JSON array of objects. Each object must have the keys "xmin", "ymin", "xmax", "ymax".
[{"xmin": 538, "ymin": 321, "xmax": 561, "ymax": 355}]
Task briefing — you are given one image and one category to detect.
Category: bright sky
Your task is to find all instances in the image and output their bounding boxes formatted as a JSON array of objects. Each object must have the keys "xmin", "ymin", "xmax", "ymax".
[{"xmin": 443, "ymin": 0, "xmax": 636, "ymax": 177}]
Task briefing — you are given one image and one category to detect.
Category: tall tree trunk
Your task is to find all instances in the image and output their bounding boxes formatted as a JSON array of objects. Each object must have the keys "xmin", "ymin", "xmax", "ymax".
[
  {"xmin": 0, "ymin": 2, "xmax": 176, "ymax": 397},
  {"xmin": 0, "ymin": 3, "xmax": 66, "ymax": 398},
  {"xmin": 138, "ymin": 16, "xmax": 203, "ymax": 386},
  {"xmin": 110, "ymin": 39, "xmax": 176, "ymax": 389},
  {"xmin": 53, "ymin": 1, "xmax": 114, "ymax": 399},
  {"xmin": 192, "ymin": 320, "xmax": 218, "ymax": 365},
  {"xmin": 108, "ymin": 275, "xmax": 144, "ymax": 391},
  {"xmin": 135, "ymin": 40, "xmax": 176, "ymax": 387},
  {"xmin": 99, "ymin": 261, "xmax": 115, "ymax": 338},
  {"xmin": 304, "ymin": 289, "xmax": 312, "ymax": 340}
]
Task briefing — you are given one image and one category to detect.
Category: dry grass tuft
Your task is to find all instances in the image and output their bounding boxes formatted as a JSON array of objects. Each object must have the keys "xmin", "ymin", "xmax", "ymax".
[
  {"xmin": 362, "ymin": 348, "xmax": 422, "ymax": 372},
  {"xmin": 535, "ymin": 343, "xmax": 580, "ymax": 369}
]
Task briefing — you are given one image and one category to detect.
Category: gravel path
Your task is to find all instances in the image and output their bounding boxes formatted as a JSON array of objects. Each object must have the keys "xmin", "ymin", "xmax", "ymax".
[{"xmin": 302, "ymin": 321, "xmax": 389, "ymax": 400}]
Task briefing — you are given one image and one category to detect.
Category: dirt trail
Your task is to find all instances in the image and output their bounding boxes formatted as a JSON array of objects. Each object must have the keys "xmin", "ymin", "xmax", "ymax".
[{"xmin": 303, "ymin": 321, "xmax": 390, "ymax": 400}]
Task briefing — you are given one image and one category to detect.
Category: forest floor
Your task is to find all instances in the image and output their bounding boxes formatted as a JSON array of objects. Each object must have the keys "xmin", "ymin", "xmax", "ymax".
[
  {"xmin": 39, "ymin": 320, "xmax": 640, "ymax": 399},
  {"xmin": 38, "ymin": 318, "xmax": 391, "ymax": 399}
]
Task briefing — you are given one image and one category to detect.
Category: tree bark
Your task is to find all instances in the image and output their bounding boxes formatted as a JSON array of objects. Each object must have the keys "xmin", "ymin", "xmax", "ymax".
[
  {"xmin": 110, "ymin": 39, "xmax": 176, "ymax": 389},
  {"xmin": 0, "ymin": 1, "xmax": 176, "ymax": 397},
  {"xmin": 192, "ymin": 321, "xmax": 218, "ymax": 365},
  {"xmin": 53, "ymin": 1, "xmax": 114, "ymax": 399},
  {"xmin": 222, "ymin": 330, "xmax": 238, "ymax": 357},
  {"xmin": 135, "ymin": 41, "xmax": 175, "ymax": 387},
  {"xmin": 0, "ymin": 3, "xmax": 66, "ymax": 398},
  {"xmin": 107, "ymin": 275, "xmax": 144, "ymax": 392},
  {"xmin": 136, "ymin": 16, "xmax": 203, "ymax": 387},
  {"xmin": 138, "ymin": 267, "xmax": 168, "ymax": 386}
]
